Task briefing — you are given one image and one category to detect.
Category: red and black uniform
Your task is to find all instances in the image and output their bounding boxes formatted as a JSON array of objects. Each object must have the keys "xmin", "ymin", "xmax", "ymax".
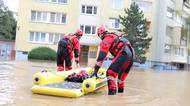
[
  {"xmin": 94, "ymin": 32, "xmax": 134, "ymax": 94},
  {"xmin": 57, "ymin": 34, "xmax": 80, "ymax": 71}
]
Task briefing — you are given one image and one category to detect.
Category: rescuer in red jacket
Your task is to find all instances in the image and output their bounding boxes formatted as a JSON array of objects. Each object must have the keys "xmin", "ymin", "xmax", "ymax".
[
  {"xmin": 91, "ymin": 25, "xmax": 134, "ymax": 95},
  {"xmin": 56, "ymin": 29, "xmax": 83, "ymax": 71}
]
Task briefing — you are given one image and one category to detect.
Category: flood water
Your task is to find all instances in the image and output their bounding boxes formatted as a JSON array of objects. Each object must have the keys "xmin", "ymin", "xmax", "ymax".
[{"xmin": 0, "ymin": 60, "xmax": 190, "ymax": 106}]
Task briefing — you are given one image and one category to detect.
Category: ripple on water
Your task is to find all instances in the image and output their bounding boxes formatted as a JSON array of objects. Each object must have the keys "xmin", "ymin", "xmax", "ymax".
[{"xmin": 0, "ymin": 66, "xmax": 15, "ymax": 106}]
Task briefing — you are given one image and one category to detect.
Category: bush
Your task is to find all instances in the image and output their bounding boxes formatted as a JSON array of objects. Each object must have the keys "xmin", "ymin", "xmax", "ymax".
[{"xmin": 28, "ymin": 47, "xmax": 56, "ymax": 60}]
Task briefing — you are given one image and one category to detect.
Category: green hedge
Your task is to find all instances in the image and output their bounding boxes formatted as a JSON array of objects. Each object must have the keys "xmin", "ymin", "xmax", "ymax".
[{"xmin": 28, "ymin": 47, "xmax": 56, "ymax": 60}]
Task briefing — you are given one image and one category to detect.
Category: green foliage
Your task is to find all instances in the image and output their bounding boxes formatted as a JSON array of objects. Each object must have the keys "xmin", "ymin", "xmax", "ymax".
[
  {"xmin": 0, "ymin": 0, "xmax": 16, "ymax": 40},
  {"xmin": 28, "ymin": 47, "xmax": 56, "ymax": 60},
  {"xmin": 119, "ymin": 2, "xmax": 152, "ymax": 63}
]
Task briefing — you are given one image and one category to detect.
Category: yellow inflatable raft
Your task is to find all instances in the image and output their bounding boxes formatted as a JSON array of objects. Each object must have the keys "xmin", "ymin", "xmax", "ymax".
[{"xmin": 31, "ymin": 67, "xmax": 107, "ymax": 98}]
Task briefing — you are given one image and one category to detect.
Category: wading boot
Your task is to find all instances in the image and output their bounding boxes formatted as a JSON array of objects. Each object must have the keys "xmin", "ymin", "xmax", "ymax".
[
  {"xmin": 118, "ymin": 88, "xmax": 124, "ymax": 93},
  {"xmin": 108, "ymin": 89, "xmax": 116, "ymax": 95}
]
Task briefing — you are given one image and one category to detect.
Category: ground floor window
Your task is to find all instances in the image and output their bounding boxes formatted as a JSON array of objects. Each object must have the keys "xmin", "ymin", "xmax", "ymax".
[
  {"xmin": 89, "ymin": 51, "xmax": 96, "ymax": 58},
  {"xmin": 29, "ymin": 31, "xmax": 64, "ymax": 44}
]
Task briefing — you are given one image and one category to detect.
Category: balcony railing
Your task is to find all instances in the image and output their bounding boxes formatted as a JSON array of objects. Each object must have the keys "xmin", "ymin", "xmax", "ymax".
[{"xmin": 184, "ymin": 0, "xmax": 190, "ymax": 9}]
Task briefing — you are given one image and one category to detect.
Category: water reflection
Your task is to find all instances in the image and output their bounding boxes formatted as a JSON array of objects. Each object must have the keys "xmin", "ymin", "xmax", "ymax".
[{"xmin": 0, "ymin": 63, "xmax": 15, "ymax": 105}]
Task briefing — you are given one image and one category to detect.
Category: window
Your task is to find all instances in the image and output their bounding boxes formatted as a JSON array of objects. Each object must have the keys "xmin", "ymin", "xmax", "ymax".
[
  {"xmin": 85, "ymin": 25, "xmax": 91, "ymax": 34},
  {"xmin": 39, "ymin": 0, "xmax": 49, "ymax": 2},
  {"xmin": 50, "ymin": 12, "xmax": 66, "ymax": 24},
  {"xmin": 164, "ymin": 44, "xmax": 171, "ymax": 54},
  {"xmin": 41, "ymin": 33, "xmax": 46, "ymax": 42},
  {"xmin": 42, "ymin": 12, "xmax": 47, "ymax": 22},
  {"xmin": 58, "ymin": 0, "xmax": 67, "ymax": 4},
  {"xmin": 48, "ymin": 33, "xmax": 54, "ymax": 43},
  {"xmin": 82, "ymin": 5, "xmax": 85, "ymax": 13},
  {"xmin": 56, "ymin": 13, "xmax": 61, "ymax": 23},
  {"xmin": 61, "ymin": 14, "xmax": 66, "ymax": 23},
  {"xmin": 80, "ymin": 25, "xmax": 84, "ymax": 31},
  {"xmin": 31, "ymin": 11, "xmax": 48, "ymax": 22},
  {"xmin": 80, "ymin": 25, "xmax": 96, "ymax": 35},
  {"xmin": 86, "ymin": 6, "xmax": 93, "ymax": 14},
  {"xmin": 174, "ymin": 47, "xmax": 180, "ymax": 56},
  {"xmin": 176, "ymin": 14, "xmax": 181, "ymax": 23},
  {"xmin": 35, "ymin": 32, "xmax": 40, "ymax": 42},
  {"xmin": 31, "ymin": 11, "xmax": 36, "ymax": 21},
  {"xmin": 39, "ymin": 0, "xmax": 67, "ymax": 4},
  {"xmin": 54, "ymin": 34, "xmax": 60, "ymax": 43},
  {"xmin": 109, "ymin": 18, "xmax": 120, "ymax": 29},
  {"xmin": 174, "ymin": 47, "xmax": 184, "ymax": 56},
  {"xmin": 112, "ymin": 0, "xmax": 123, "ymax": 9},
  {"xmin": 166, "ymin": 25, "xmax": 173, "ymax": 37},
  {"xmin": 89, "ymin": 51, "xmax": 97, "ymax": 58},
  {"xmin": 167, "ymin": 7, "xmax": 174, "ymax": 19},
  {"xmin": 92, "ymin": 26, "xmax": 96, "ymax": 34},
  {"xmin": 37, "ymin": 11, "xmax": 42, "ymax": 21},
  {"xmin": 51, "ymin": 0, "xmax": 56, "ymax": 3},
  {"xmin": 30, "ymin": 32, "xmax": 35, "ymax": 41},
  {"xmin": 94, "ymin": 7, "xmax": 97, "ymax": 14},
  {"xmin": 81, "ymin": 5, "xmax": 97, "ymax": 15},
  {"xmin": 31, "ymin": 11, "xmax": 66, "ymax": 24},
  {"xmin": 50, "ymin": 12, "xmax": 56, "ymax": 23},
  {"xmin": 134, "ymin": 1, "xmax": 152, "ymax": 12},
  {"xmin": 29, "ymin": 31, "xmax": 64, "ymax": 44}
]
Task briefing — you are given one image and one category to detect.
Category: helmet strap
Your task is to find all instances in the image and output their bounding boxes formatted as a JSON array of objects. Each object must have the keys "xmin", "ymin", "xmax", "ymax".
[
  {"xmin": 75, "ymin": 34, "xmax": 81, "ymax": 39},
  {"xmin": 100, "ymin": 31, "xmax": 108, "ymax": 40}
]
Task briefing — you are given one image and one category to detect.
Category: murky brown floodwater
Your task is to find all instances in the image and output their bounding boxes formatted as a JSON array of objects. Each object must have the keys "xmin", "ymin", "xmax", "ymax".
[{"xmin": 0, "ymin": 60, "xmax": 190, "ymax": 106}]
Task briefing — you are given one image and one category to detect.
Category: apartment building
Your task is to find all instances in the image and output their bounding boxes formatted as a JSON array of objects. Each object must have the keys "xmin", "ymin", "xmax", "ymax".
[
  {"xmin": 15, "ymin": 0, "xmax": 190, "ymax": 69},
  {"xmin": 15, "ymin": 0, "xmax": 131, "ymax": 66},
  {"xmin": 146, "ymin": 0, "xmax": 190, "ymax": 69}
]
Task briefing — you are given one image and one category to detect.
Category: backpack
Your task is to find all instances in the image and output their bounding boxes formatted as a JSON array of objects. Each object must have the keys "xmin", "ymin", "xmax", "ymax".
[
  {"xmin": 57, "ymin": 35, "xmax": 75, "ymax": 55},
  {"xmin": 109, "ymin": 33, "xmax": 135, "ymax": 60}
]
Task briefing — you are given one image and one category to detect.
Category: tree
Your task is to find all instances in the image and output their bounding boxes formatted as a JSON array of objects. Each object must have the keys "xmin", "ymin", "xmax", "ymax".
[
  {"xmin": 119, "ymin": 2, "xmax": 152, "ymax": 63},
  {"xmin": 0, "ymin": 0, "xmax": 17, "ymax": 40},
  {"xmin": 0, "ymin": 0, "xmax": 4, "ymax": 17},
  {"xmin": 0, "ymin": 0, "xmax": 4, "ymax": 10}
]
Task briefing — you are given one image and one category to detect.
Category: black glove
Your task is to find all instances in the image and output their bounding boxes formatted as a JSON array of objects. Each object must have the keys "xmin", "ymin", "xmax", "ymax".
[
  {"xmin": 90, "ymin": 66, "xmax": 100, "ymax": 78},
  {"xmin": 90, "ymin": 72, "xmax": 99, "ymax": 78},
  {"xmin": 75, "ymin": 59, "xmax": 79, "ymax": 64}
]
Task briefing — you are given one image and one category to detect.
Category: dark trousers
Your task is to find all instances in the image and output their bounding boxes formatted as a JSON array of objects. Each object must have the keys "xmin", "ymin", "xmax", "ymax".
[
  {"xmin": 57, "ymin": 39, "xmax": 73, "ymax": 71},
  {"xmin": 107, "ymin": 46, "xmax": 133, "ymax": 91}
]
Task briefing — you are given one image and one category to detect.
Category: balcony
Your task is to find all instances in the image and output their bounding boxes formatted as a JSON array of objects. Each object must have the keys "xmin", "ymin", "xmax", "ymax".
[
  {"xmin": 172, "ymin": 26, "xmax": 181, "ymax": 47},
  {"xmin": 183, "ymin": 0, "xmax": 190, "ymax": 15},
  {"xmin": 176, "ymin": 0, "xmax": 190, "ymax": 15},
  {"xmin": 80, "ymin": 35, "xmax": 101, "ymax": 46},
  {"xmin": 184, "ymin": 0, "xmax": 190, "ymax": 9}
]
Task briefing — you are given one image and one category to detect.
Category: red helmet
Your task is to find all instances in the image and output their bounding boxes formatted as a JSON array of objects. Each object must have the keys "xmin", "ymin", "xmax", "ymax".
[
  {"xmin": 97, "ymin": 25, "xmax": 106, "ymax": 37},
  {"xmin": 75, "ymin": 29, "xmax": 83, "ymax": 37}
]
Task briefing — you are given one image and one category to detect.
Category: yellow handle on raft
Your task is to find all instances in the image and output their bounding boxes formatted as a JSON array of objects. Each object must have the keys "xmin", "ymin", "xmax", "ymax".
[
  {"xmin": 82, "ymin": 78, "xmax": 97, "ymax": 93},
  {"xmin": 81, "ymin": 69, "xmax": 107, "ymax": 94}
]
